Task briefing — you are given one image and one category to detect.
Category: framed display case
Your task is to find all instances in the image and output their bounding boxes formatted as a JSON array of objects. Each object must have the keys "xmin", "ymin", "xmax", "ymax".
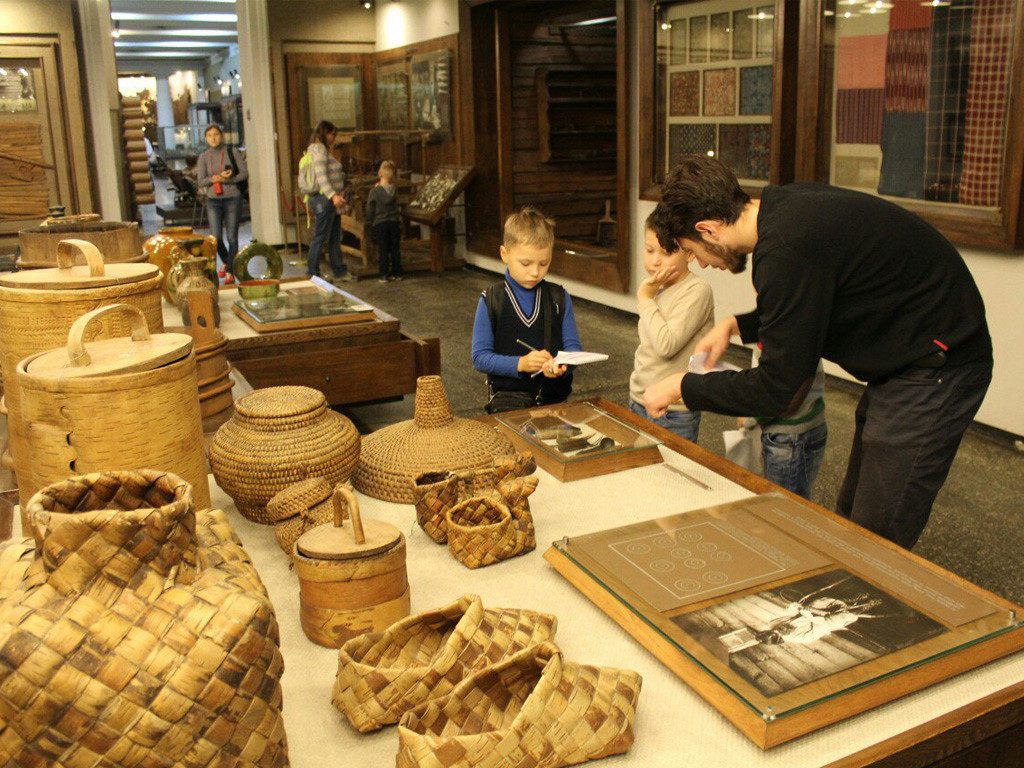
[
  {"xmin": 403, "ymin": 164, "xmax": 476, "ymax": 225},
  {"xmin": 410, "ymin": 49, "xmax": 453, "ymax": 138},
  {"xmin": 494, "ymin": 402, "xmax": 664, "ymax": 481},
  {"xmin": 545, "ymin": 493, "xmax": 1024, "ymax": 748},
  {"xmin": 231, "ymin": 284, "xmax": 377, "ymax": 332}
]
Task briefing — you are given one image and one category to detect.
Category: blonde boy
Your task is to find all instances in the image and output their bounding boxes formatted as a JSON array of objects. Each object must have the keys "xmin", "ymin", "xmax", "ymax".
[
  {"xmin": 365, "ymin": 160, "xmax": 402, "ymax": 282},
  {"xmin": 630, "ymin": 208, "xmax": 714, "ymax": 441},
  {"xmin": 472, "ymin": 206, "xmax": 583, "ymax": 413}
]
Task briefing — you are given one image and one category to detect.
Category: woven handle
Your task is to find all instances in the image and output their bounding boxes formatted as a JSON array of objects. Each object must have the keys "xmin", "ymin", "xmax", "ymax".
[
  {"xmin": 56, "ymin": 239, "xmax": 106, "ymax": 276},
  {"xmin": 67, "ymin": 303, "xmax": 150, "ymax": 367},
  {"xmin": 333, "ymin": 485, "xmax": 365, "ymax": 545}
]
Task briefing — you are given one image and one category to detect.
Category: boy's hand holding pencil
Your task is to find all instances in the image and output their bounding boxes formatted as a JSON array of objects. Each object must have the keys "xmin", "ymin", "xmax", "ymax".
[{"xmin": 517, "ymin": 339, "xmax": 567, "ymax": 378}]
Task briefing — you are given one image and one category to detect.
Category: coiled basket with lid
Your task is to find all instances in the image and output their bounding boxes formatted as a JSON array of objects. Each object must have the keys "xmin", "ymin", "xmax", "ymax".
[{"xmin": 209, "ymin": 385, "xmax": 361, "ymax": 523}]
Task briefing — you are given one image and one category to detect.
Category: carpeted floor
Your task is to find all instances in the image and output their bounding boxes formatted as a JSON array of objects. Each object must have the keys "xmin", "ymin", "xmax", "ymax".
[{"xmin": 343, "ymin": 266, "xmax": 1024, "ymax": 606}]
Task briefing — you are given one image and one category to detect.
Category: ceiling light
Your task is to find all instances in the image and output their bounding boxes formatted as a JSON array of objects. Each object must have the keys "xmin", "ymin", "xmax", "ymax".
[
  {"xmin": 111, "ymin": 21, "xmax": 120, "ymax": 39},
  {"xmin": 17, "ymin": 68, "xmax": 29, "ymax": 77},
  {"xmin": 921, "ymin": 0, "xmax": 950, "ymax": 5},
  {"xmin": 111, "ymin": 12, "xmax": 237, "ymax": 23},
  {"xmin": 363, "ymin": 1, "xmax": 372, "ymax": 8},
  {"xmin": 114, "ymin": 41, "xmax": 227, "ymax": 48},
  {"xmin": 661, "ymin": 22, "xmax": 671, "ymax": 30},
  {"xmin": 117, "ymin": 29, "xmax": 236, "ymax": 37},
  {"xmin": 0, "ymin": 67, "xmax": 7, "ymax": 77},
  {"xmin": 215, "ymin": 76, "xmax": 223, "ymax": 85},
  {"xmin": 824, "ymin": 8, "xmax": 836, "ymax": 14},
  {"xmin": 747, "ymin": 11, "xmax": 774, "ymax": 19},
  {"xmin": 234, "ymin": 70, "xmax": 241, "ymax": 79}
]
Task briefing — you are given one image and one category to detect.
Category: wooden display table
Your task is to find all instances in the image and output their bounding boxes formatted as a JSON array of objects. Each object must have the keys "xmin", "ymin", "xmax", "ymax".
[{"xmin": 162, "ymin": 281, "xmax": 439, "ymax": 406}]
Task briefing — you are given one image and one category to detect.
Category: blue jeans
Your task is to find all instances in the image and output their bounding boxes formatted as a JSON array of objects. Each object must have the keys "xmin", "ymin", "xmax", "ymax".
[
  {"xmin": 761, "ymin": 422, "xmax": 828, "ymax": 501},
  {"xmin": 306, "ymin": 193, "xmax": 348, "ymax": 277},
  {"xmin": 206, "ymin": 195, "xmax": 243, "ymax": 274},
  {"xmin": 630, "ymin": 400, "xmax": 701, "ymax": 443}
]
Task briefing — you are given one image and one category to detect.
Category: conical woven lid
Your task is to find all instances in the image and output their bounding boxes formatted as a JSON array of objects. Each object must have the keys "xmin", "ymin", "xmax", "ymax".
[{"xmin": 352, "ymin": 376, "xmax": 515, "ymax": 503}]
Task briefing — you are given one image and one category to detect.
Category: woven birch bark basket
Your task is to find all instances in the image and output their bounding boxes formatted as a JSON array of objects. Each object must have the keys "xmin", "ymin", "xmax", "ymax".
[{"xmin": 0, "ymin": 470, "xmax": 290, "ymax": 768}]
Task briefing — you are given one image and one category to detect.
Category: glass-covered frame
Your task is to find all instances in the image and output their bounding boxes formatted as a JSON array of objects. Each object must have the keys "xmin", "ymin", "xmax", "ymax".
[
  {"xmin": 549, "ymin": 493, "xmax": 1024, "ymax": 746},
  {"xmin": 638, "ymin": 0, "xmax": 1024, "ymax": 249},
  {"xmin": 232, "ymin": 285, "xmax": 377, "ymax": 331}
]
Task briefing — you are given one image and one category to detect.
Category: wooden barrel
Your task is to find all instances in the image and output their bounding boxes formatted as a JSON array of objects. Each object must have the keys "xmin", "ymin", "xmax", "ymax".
[
  {"xmin": 0, "ymin": 241, "xmax": 164, "ymax": 506},
  {"xmin": 293, "ymin": 487, "xmax": 410, "ymax": 648},
  {"xmin": 18, "ymin": 219, "xmax": 144, "ymax": 268},
  {"xmin": 15, "ymin": 304, "xmax": 210, "ymax": 511}
]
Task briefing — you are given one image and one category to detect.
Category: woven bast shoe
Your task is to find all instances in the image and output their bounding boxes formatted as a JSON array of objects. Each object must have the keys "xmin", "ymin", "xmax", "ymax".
[
  {"xmin": 397, "ymin": 642, "xmax": 641, "ymax": 768},
  {"xmin": 412, "ymin": 471, "xmax": 460, "ymax": 544},
  {"xmin": 333, "ymin": 593, "xmax": 558, "ymax": 732}
]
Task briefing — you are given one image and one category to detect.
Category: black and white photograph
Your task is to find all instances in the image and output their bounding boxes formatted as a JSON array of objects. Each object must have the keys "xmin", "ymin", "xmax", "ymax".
[{"xmin": 674, "ymin": 569, "xmax": 947, "ymax": 696}]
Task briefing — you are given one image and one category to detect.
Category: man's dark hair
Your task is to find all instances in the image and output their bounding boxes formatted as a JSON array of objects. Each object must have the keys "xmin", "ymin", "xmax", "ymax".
[{"xmin": 657, "ymin": 155, "xmax": 750, "ymax": 253}]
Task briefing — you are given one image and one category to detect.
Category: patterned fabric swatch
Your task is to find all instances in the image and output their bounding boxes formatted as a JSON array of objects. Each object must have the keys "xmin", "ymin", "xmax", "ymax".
[
  {"xmin": 836, "ymin": 89, "xmax": 884, "ymax": 144},
  {"xmin": 710, "ymin": 13, "xmax": 731, "ymax": 61},
  {"xmin": 740, "ymin": 66, "xmax": 773, "ymax": 115},
  {"xmin": 890, "ymin": 0, "xmax": 933, "ymax": 30},
  {"xmin": 732, "ymin": 10, "xmax": 754, "ymax": 59},
  {"xmin": 690, "ymin": 16, "xmax": 708, "ymax": 63},
  {"xmin": 755, "ymin": 7, "xmax": 774, "ymax": 58},
  {"xmin": 878, "ymin": 112, "xmax": 926, "ymax": 198},
  {"xmin": 837, "ymin": 35, "xmax": 887, "ymax": 90},
  {"xmin": 670, "ymin": 71, "xmax": 700, "ymax": 116},
  {"xmin": 718, "ymin": 123, "xmax": 771, "ymax": 180},
  {"xmin": 884, "ymin": 29, "xmax": 930, "ymax": 113},
  {"xmin": 669, "ymin": 124, "xmax": 717, "ymax": 170},
  {"xmin": 834, "ymin": 155, "xmax": 881, "ymax": 189},
  {"xmin": 703, "ymin": 68, "xmax": 736, "ymax": 116},
  {"xmin": 924, "ymin": 5, "xmax": 973, "ymax": 203},
  {"xmin": 960, "ymin": 0, "xmax": 1014, "ymax": 207}
]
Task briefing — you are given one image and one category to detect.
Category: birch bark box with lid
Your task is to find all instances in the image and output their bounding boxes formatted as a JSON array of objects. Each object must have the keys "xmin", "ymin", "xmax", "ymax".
[
  {"xmin": 14, "ymin": 303, "xmax": 210, "ymax": 509},
  {"xmin": 0, "ymin": 240, "xmax": 164, "ymax": 506}
]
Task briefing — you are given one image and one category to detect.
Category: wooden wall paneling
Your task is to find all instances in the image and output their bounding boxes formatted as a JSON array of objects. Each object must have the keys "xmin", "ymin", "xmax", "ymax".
[
  {"xmin": 771, "ymin": 0, "xmax": 801, "ymax": 185},
  {"xmin": 637, "ymin": 5, "xmax": 659, "ymax": 200},
  {"xmin": 615, "ymin": 0, "xmax": 630, "ymax": 292},
  {"xmin": 495, "ymin": 8, "xmax": 515, "ymax": 226},
  {"xmin": 464, "ymin": 6, "xmax": 501, "ymax": 249}
]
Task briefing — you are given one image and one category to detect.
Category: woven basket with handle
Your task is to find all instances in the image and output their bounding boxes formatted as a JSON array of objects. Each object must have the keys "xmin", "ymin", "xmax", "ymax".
[{"xmin": 0, "ymin": 470, "xmax": 289, "ymax": 768}]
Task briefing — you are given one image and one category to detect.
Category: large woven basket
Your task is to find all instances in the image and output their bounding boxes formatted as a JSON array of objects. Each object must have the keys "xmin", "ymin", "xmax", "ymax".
[
  {"xmin": 353, "ymin": 376, "xmax": 515, "ymax": 503},
  {"xmin": 210, "ymin": 386, "xmax": 360, "ymax": 523},
  {"xmin": 0, "ymin": 240, "xmax": 163, "ymax": 506},
  {"xmin": 0, "ymin": 470, "xmax": 289, "ymax": 768}
]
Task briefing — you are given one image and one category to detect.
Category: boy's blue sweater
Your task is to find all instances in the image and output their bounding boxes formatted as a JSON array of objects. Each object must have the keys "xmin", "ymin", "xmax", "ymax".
[{"xmin": 471, "ymin": 270, "xmax": 582, "ymax": 377}]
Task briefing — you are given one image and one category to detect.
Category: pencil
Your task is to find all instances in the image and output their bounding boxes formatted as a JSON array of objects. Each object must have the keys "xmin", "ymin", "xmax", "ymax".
[{"xmin": 516, "ymin": 338, "xmax": 538, "ymax": 352}]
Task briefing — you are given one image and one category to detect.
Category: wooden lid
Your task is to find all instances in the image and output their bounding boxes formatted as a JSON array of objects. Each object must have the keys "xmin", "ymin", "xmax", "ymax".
[
  {"xmin": 0, "ymin": 239, "xmax": 158, "ymax": 289},
  {"xmin": 296, "ymin": 486, "xmax": 402, "ymax": 560},
  {"xmin": 25, "ymin": 304, "xmax": 192, "ymax": 379}
]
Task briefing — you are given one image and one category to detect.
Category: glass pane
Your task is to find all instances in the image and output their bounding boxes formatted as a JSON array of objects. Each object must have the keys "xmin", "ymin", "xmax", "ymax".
[
  {"xmin": 656, "ymin": 1, "xmax": 775, "ymax": 185},
  {"xmin": 0, "ymin": 63, "xmax": 37, "ymax": 113},
  {"xmin": 827, "ymin": 0, "xmax": 1017, "ymax": 208}
]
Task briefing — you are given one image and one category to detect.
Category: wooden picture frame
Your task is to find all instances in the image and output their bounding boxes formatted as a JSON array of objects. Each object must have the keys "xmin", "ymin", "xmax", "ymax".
[
  {"xmin": 410, "ymin": 49, "xmax": 453, "ymax": 139},
  {"xmin": 376, "ymin": 60, "xmax": 411, "ymax": 131}
]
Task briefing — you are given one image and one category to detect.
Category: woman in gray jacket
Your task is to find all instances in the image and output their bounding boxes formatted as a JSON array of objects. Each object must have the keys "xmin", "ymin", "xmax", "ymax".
[{"xmin": 196, "ymin": 124, "xmax": 247, "ymax": 283}]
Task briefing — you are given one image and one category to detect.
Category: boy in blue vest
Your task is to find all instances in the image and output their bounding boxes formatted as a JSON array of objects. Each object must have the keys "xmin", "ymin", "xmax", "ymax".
[{"xmin": 472, "ymin": 206, "xmax": 582, "ymax": 413}]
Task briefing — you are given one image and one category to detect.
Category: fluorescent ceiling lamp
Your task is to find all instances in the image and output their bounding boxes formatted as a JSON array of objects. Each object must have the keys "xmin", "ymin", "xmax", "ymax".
[
  {"xmin": 117, "ymin": 28, "xmax": 236, "ymax": 37},
  {"xmin": 115, "ymin": 40, "xmax": 227, "ymax": 48},
  {"xmin": 111, "ymin": 12, "xmax": 237, "ymax": 22},
  {"xmin": 114, "ymin": 51, "xmax": 208, "ymax": 58},
  {"xmin": 561, "ymin": 16, "xmax": 616, "ymax": 27},
  {"xmin": 747, "ymin": 11, "xmax": 774, "ymax": 19}
]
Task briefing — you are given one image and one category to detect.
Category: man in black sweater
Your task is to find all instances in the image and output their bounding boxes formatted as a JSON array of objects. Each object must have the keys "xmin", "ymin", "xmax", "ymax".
[{"xmin": 644, "ymin": 156, "xmax": 992, "ymax": 549}]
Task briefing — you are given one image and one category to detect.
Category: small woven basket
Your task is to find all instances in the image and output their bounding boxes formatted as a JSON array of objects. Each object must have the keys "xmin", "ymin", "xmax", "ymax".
[
  {"xmin": 210, "ymin": 386, "xmax": 360, "ymax": 523},
  {"xmin": 0, "ymin": 469, "xmax": 289, "ymax": 768},
  {"xmin": 269, "ymin": 477, "xmax": 335, "ymax": 554},
  {"xmin": 446, "ymin": 497, "xmax": 532, "ymax": 569},
  {"xmin": 353, "ymin": 376, "xmax": 514, "ymax": 503},
  {"xmin": 411, "ymin": 471, "xmax": 459, "ymax": 544}
]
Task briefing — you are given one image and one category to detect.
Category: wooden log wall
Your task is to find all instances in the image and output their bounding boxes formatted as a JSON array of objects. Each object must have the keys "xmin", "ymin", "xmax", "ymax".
[{"xmin": 506, "ymin": 2, "xmax": 618, "ymax": 244}]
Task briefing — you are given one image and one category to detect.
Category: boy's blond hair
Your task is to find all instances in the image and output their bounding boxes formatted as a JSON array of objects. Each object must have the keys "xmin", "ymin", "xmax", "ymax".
[
  {"xmin": 379, "ymin": 160, "xmax": 396, "ymax": 180},
  {"xmin": 503, "ymin": 206, "xmax": 555, "ymax": 249}
]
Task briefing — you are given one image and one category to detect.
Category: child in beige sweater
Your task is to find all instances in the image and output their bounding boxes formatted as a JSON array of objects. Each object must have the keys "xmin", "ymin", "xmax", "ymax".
[{"xmin": 630, "ymin": 210, "xmax": 714, "ymax": 442}]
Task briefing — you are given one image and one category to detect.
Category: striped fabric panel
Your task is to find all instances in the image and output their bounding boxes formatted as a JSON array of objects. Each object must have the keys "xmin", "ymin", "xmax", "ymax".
[
  {"xmin": 889, "ymin": 0, "xmax": 932, "ymax": 31},
  {"xmin": 836, "ymin": 89, "xmax": 884, "ymax": 144},
  {"xmin": 884, "ymin": 29, "xmax": 930, "ymax": 113},
  {"xmin": 959, "ymin": 0, "xmax": 1014, "ymax": 207}
]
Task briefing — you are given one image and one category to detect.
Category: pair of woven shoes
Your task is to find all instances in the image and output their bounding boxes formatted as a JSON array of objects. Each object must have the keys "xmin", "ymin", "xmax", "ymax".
[
  {"xmin": 412, "ymin": 452, "xmax": 539, "ymax": 568},
  {"xmin": 333, "ymin": 595, "xmax": 642, "ymax": 768}
]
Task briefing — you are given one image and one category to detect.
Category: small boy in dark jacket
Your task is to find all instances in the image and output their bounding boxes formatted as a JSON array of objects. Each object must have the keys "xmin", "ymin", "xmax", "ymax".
[{"xmin": 365, "ymin": 160, "xmax": 402, "ymax": 282}]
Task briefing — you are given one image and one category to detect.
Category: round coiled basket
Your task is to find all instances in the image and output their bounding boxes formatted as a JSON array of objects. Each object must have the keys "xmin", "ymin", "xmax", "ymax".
[{"xmin": 209, "ymin": 386, "xmax": 360, "ymax": 523}]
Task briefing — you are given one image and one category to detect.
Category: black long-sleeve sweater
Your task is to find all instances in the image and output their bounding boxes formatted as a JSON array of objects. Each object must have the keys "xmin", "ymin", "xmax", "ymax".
[{"xmin": 681, "ymin": 183, "xmax": 991, "ymax": 418}]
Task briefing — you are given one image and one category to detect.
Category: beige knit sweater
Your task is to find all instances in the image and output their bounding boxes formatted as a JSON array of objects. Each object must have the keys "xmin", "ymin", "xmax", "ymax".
[{"xmin": 629, "ymin": 271, "xmax": 714, "ymax": 411}]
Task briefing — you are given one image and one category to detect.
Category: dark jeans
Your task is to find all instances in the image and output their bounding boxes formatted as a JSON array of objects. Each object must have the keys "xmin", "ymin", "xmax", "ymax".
[
  {"xmin": 762, "ymin": 421, "xmax": 828, "ymax": 501},
  {"xmin": 836, "ymin": 359, "xmax": 992, "ymax": 549},
  {"xmin": 306, "ymin": 193, "xmax": 348, "ymax": 277},
  {"xmin": 374, "ymin": 220, "xmax": 402, "ymax": 278},
  {"xmin": 206, "ymin": 195, "xmax": 242, "ymax": 274}
]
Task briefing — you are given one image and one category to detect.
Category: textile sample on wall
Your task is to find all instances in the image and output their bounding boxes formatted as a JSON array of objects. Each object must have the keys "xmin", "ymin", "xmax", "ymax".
[
  {"xmin": 884, "ymin": 29, "xmax": 930, "ymax": 113},
  {"xmin": 689, "ymin": 16, "xmax": 708, "ymax": 63},
  {"xmin": 923, "ymin": 5, "xmax": 973, "ymax": 203},
  {"xmin": 669, "ymin": 124, "xmax": 717, "ymax": 170},
  {"xmin": 836, "ymin": 89, "xmax": 884, "ymax": 144},
  {"xmin": 732, "ymin": 10, "xmax": 754, "ymax": 59},
  {"xmin": 670, "ymin": 71, "xmax": 700, "ymax": 117},
  {"xmin": 878, "ymin": 112, "xmax": 926, "ymax": 198},
  {"xmin": 718, "ymin": 123, "xmax": 770, "ymax": 180},
  {"xmin": 959, "ymin": 0, "xmax": 1014, "ymax": 207},
  {"xmin": 739, "ymin": 66, "xmax": 772, "ymax": 116},
  {"xmin": 837, "ymin": 35, "xmax": 887, "ymax": 90},
  {"xmin": 710, "ymin": 13, "xmax": 731, "ymax": 61},
  {"xmin": 889, "ymin": 0, "xmax": 933, "ymax": 30},
  {"xmin": 703, "ymin": 68, "xmax": 736, "ymax": 117}
]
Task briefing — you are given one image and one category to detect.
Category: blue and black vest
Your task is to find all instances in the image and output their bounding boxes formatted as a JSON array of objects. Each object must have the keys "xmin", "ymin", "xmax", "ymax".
[{"xmin": 484, "ymin": 279, "xmax": 573, "ymax": 403}]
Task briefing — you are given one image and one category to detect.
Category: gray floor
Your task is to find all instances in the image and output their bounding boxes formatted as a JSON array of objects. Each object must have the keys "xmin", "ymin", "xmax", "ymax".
[{"xmin": 341, "ymin": 267, "xmax": 1024, "ymax": 606}]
